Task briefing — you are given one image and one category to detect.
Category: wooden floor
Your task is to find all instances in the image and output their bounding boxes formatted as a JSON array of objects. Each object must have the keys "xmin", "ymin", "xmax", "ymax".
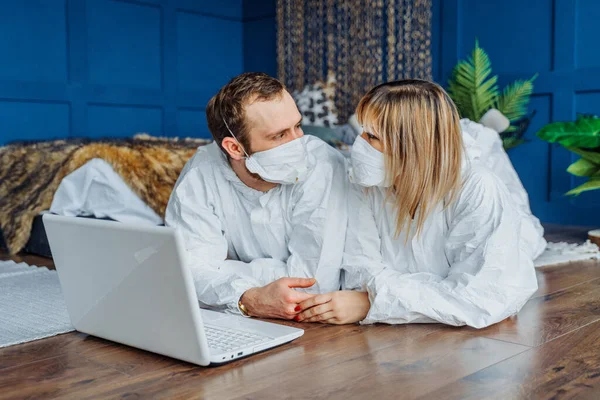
[{"xmin": 1, "ymin": 225, "xmax": 600, "ymax": 399}]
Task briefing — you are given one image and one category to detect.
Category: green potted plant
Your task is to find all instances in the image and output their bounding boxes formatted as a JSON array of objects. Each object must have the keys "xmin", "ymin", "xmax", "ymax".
[
  {"xmin": 537, "ymin": 114, "xmax": 600, "ymax": 245},
  {"xmin": 537, "ymin": 114, "xmax": 600, "ymax": 195},
  {"xmin": 448, "ymin": 40, "xmax": 538, "ymax": 150}
]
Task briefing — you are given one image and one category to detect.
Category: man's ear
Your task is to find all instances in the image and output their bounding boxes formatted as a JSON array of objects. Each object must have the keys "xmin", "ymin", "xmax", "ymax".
[{"xmin": 221, "ymin": 137, "xmax": 246, "ymax": 160}]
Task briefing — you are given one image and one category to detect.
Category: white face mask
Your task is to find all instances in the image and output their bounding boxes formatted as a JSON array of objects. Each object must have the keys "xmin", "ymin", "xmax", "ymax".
[
  {"xmin": 246, "ymin": 137, "xmax": 312, "ymax": 184},
  {"xmin": 223, "ymin": 118, "xmax": 311, "ymax": 184},
  {"xmin": 349, "ymin": 136, "xmax": 391, "ymax": 188}
]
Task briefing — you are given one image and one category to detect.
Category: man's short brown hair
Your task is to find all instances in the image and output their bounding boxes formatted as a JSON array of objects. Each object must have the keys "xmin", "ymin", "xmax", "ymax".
[{"xmin": 206, "ymin": 72, "xmax": 285, "ymax": 155}]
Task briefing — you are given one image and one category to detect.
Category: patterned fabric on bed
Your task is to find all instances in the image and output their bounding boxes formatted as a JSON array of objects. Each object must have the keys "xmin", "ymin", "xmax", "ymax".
[{"xmin": 0, "ymin": 134, "xmax": 209, "ymax": 255}]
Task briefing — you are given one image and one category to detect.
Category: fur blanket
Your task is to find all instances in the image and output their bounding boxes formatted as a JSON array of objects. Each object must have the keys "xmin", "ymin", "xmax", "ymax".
[{"xmin": 0, "ymin": 134, "xmax": 210, "ymax": 255}]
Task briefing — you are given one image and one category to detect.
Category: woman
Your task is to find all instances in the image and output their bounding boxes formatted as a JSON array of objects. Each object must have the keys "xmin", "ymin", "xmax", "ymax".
[{"xmin": 295, "ymin": 80, "xmax": 545, "ymax": 328}]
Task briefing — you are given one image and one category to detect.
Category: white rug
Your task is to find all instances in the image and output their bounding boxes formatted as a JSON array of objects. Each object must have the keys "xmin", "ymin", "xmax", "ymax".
[
  {"xmin": 535, "ymin": 240, "xmax": 600, "ymax": 267},
  {"xmin": 0, "ymin": 260, "xmax": 74, "ymax": 348}
]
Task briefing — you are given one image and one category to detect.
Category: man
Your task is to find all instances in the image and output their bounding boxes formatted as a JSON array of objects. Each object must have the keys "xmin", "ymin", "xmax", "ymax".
[{"xmin": 165, "ymin": 72, "xmax": 348, "ymax": 320}]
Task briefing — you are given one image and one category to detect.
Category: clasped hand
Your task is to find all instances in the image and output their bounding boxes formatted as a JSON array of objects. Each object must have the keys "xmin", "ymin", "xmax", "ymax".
[{"xmin": 294, "ymin": 290, "xmax": 371, "ymax": 325}]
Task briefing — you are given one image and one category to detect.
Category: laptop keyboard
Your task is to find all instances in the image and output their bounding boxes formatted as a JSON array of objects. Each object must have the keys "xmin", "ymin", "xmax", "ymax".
[{"xmin": 204, "ymin": 324, "xmax": 272, "ymax": 352}]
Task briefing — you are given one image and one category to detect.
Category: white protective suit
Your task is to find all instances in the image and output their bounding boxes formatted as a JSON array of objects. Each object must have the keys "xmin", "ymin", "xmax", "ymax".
[
  {"xmin": 165, "ymin": 135, "xmax": 348, "ymax": 314},
  {"xmin": 460, "ymin": 119, "xmax": 547, "ymax": 258},
  {"xmin": 343, "ymin": 127, "xmax": 545, "ymax": 329}
]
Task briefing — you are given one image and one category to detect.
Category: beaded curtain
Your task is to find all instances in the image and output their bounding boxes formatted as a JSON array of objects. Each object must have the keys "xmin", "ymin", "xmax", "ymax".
[{"xmin": 277, "ymin": 0, "xmax": 432, "ymax": 122}]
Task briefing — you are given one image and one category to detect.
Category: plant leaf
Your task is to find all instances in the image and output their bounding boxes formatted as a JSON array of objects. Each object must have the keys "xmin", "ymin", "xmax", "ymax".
[
  {"xmin": 566, "ymin": 147, "xmax": 600, "ymax": 165},
  {"xmin": 496, "ymin": 74, "xmax": 537, "ymax": 122},
  {"xmin": 502, "ymin": 137, "xmax": 526, "ymax": 150},
  {"xmin": 537, "ymin": 117, "xmax": 600, "ymax": 148},
  {"xmin": 566, "ymin": 178, "xmax": 600, "ymax": 196},
  {"xmin": 448, "ymin": 39, "xmax": 499, "ymax": 122},
  {"xmin": 500, "ymin": 111, "xmax": 536, "ymax": 149},
  {"xmin": 567, "ymin": 158, "xmax": 600, "ymax": 177}
]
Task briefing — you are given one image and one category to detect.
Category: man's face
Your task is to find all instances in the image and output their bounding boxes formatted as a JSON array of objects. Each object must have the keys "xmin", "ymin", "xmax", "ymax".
[{"xmin": 244, "ymin": 91, "xmax": 304, "ymax": 154}]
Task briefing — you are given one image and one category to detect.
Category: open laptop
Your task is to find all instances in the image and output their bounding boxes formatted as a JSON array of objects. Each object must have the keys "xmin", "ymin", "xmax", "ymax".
[{"xmin": 43, "ymin": 214, "xmax": 304, "ymax": 366}]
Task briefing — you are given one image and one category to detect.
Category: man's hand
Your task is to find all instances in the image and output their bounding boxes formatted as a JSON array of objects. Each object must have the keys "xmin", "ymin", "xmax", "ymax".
[
  {"xmin": 295, "ymin": 291, "xmax": 370, "ymax": 325},
  {"xmin": 240, "ymin": 277, "xmax": 317, "ymax": 320}
]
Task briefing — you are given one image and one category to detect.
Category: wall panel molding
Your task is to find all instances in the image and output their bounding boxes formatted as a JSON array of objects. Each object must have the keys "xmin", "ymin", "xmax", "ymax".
[
  {"xmin": 0, "ymin": 0, "xmax": 246, "ymax": 144},
  {"xmin": 432, "ymin": 0, "xmax": 600, "ymax": 225}
]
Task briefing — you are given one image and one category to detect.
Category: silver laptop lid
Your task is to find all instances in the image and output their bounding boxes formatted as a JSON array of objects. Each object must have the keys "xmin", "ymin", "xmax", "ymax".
[{"xmin": 43, "ymin": 214, "xmax": 211, "ymax": 366}]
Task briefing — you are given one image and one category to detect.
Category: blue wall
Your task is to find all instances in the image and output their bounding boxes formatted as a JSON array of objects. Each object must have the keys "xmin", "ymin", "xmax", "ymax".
[
  {"xmin": 432, "ymin": 0, "xmax": 600, "ymax": 226},
  {"xmin": 243, "ymin": 0, "xmax": 277, "ymax": 77},
  {"xmin": 0, "ymin": 0, "xmax": 276, "ymax": 144}
]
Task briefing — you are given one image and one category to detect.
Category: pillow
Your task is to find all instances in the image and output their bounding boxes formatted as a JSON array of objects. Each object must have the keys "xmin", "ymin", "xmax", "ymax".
[{"xmin": 292, "ymin": 74, "xmax": 339, "ymax": 128}]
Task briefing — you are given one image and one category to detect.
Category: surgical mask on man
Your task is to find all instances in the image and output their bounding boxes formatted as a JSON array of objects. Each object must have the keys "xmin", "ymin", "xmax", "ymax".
[
  {"xmin": 349, "ymin": 135, "xmax": 392, "ymax": 188},
  {"xmin": 223, "ymin": 118, "xmax": 311, "ymax": 184}
]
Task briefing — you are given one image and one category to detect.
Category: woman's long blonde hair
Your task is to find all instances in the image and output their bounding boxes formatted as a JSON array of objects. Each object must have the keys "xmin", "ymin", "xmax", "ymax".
[{"xmin": 356, "ymin": 79, "xmax": 463, "ymax": 239}]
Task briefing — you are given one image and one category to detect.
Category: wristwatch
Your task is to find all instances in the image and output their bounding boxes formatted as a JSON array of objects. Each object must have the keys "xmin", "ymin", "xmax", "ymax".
[{"xmin": 238, "ymin": 298, "xmax": 250, "ymax": 317}]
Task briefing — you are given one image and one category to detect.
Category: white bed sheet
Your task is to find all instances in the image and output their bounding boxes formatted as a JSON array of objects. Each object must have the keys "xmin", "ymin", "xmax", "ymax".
[{"xmin": 50, "ymin": 158, "xmax": 163, "ymax": 225}]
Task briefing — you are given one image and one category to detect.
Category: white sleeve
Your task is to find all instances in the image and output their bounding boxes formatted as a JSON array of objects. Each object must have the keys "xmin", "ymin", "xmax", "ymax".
[
  {"xmin": 360, "ymin": 169, "xmax": 539, "ymax": 328},
  {"xmin": 165, "ymin": 168, "xmax": 288, "ymax": 314},
  {"xmin": 341, "ymin": 185, "xmax": 388, "ymax": 291},
  {"xmin": 286, "ymin": 157, "xmax": 348, "ymax": 294}
]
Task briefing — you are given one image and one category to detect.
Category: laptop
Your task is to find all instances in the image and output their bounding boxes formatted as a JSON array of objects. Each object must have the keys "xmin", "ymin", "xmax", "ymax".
[{"xmin": 43, "ymin": 214, "xmax": 304, "ymax": 366}]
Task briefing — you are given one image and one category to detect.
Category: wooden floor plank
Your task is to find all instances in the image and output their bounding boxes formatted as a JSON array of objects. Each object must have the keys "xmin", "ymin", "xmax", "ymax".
[
  {"xmin": 229, "ymin": 332, "xmax": 530, "ymax": 400},
  {"xmin": 75, "ymin": 325, "xmax": 530, "ymax": 400},
  {"xmin": 0, "ymin": 355, "xmax": 127, "ymax": 400},
  {"xmin": 420, "ymin": 321, "xmax": 600, "ymax": 400},
  {"xmin": 453, "ymin": 278, "xmax": 600, "ymax": 347},
  {"xmin": 0, "ymin": 332, "xmax": 112, "ymax": 372},
  {"xmin": 83, "ymin": 341, "xmax": 193, "ymax": 377},
  {"xmin": 534, "ymin": 260, "xmax": 600, "ymax": 298},
  {"xmin": 74, "ymin": 324, "xmax": 444, "ymax": 399}
]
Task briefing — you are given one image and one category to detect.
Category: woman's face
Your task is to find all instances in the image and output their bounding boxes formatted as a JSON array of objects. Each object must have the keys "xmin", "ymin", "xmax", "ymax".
[{"xmin": 360, "ymin": 130, "xmax": 383, "ymax": 152}]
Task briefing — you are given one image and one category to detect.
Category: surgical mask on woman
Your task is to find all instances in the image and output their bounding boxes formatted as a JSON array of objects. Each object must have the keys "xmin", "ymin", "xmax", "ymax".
[
  {"xmin": 349, "ymin": 135, "xmax": 392, "ymax": 188},
  {"xmin": 223, "ymin": 118, "xmax": 311, "ymax": 184}
]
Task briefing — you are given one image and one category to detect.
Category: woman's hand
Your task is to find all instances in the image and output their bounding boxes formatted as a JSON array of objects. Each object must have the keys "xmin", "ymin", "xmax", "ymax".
[{"xmin": 295, "ymin": 291, "xmax": 371, "ymax": 325}]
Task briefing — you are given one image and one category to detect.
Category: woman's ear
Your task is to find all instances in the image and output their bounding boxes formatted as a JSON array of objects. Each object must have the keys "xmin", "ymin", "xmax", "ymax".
[{"xmin": 221, "ymin": 137, "xmax": 246, "ymax": 160}]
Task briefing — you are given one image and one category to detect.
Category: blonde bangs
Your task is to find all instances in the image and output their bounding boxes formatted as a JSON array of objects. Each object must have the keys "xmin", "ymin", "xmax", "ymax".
[{"xmin": 356, "ymin": 80, "xmax": 463, "ymax": 240}]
